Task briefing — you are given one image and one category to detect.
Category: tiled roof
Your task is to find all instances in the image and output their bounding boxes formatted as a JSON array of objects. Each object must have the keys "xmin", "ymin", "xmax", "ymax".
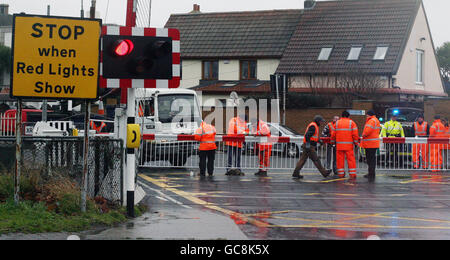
[
  {"xmin": 277, "ymin": 0, "xmax": 421, "ymax": 75},
  {"xmin": 165, "ymin": 10, "xmax": 302, "ymax": 59}
]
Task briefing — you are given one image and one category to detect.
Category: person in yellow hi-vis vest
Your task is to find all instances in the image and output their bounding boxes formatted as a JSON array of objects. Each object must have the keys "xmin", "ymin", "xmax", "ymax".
[{"xmin": 381, "ymin": 115, "xmax": 405, "ymax": 168}]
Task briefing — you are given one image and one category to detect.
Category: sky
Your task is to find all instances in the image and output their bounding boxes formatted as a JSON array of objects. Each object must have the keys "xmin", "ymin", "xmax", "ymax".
[{"xmin": 2, "ymin": 0, "xmax": 449, "ymax": 47}]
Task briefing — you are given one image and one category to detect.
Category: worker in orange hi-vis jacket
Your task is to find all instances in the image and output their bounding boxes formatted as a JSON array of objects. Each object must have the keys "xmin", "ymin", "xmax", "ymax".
[
  {"xmin": 331, "ymin": 111, "xmax": 360, "ymax": 179},
  {"xmin": 250, "ymin": 117, "xmax": 273, "ymax": 177},
  {"xmin": 361, "ymin": 110, "xmax": 381, "ymax": 182},
  {"xmin": 412, "ymin": 115, "xmax": 429, "ymax": 169},
  {"xmin": 226, "ymin": 113, "xmax": 249, "ymax": 176},
  {"xmin": 429, "ymin": 115, "xmax": 446, "ymax": 172},
  {"xmin": 194, "ymin": 121, "xmax": 217, "ymax": 177}
]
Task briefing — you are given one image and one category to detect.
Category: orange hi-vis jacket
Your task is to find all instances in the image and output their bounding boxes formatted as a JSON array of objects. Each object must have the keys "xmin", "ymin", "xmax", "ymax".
[
  {"xmin": 331, "ymin": 118, "xmax": 359, "ymax": 151},
  {"xmin": 445, "ymin": 125, "xmax": 450, "ymax": 138},
  {"xmin": 195, "ymin": 122, "xmax": 217, "ymax": 151},
  {"xmin": 430, "ymin": 120, "xmax": 445, "ymax": 138},
  {"xmin": 361, "ymin": 116, "xmax": 381, "ymax": 149},
  {"xmin": 253, "ymin": 120, "xmax": 272, "ymax": 150},
  {"xmin": 303, "ymin": 122, "xmax": 320, "ymax": 144},
  {"xmin": 90, "ymin": 121, "xmax": 106, "ymax": 133},
  {"xmin": 414, "ymin": 121, "xmax": 428, "ymax": 137},
  {"xmin": 226, "ymin": 117, "xmax": 249, "ymax": 148}
]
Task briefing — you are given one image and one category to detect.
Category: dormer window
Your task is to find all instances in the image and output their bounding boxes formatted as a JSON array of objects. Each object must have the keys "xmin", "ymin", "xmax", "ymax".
[
  {"xmin": 318, "ymin": 47, "xmax": 333, "ymax": 61},
  {"xmin": 373, "ymin": 46, "xmax": 389, "ymax": 60},
  {"xmin": 347, "ymin": 46, "xmax": 363, "ymax": 61}
]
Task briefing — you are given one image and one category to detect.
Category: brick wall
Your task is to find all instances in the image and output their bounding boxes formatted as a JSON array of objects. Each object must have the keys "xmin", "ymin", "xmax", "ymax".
[{"xmin": 424, "ymin": 99, "xmax": 450, "ymax": 123}]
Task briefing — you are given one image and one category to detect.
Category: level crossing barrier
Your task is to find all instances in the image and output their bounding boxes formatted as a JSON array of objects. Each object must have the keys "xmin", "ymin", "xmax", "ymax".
[{"xmin": 139, "ymin": 134, "xmax": 450, "ymax": 172}]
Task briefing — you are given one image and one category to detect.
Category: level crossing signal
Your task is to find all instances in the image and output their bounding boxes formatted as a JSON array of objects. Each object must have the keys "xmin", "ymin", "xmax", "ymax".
[{"xmin": 102, "ymin": 35, "xmax": 173, "ymax": 79}]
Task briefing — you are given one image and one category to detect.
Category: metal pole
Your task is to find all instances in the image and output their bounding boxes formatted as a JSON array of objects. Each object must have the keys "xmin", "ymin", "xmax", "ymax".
[
  {"xmin": 14, "ymin": 99, "xmax": 22, "ymax": 205},
  {"xmin": 42, "ymin": 5, "xmax": 50, "ymax": 122},
  {"xmin": 80, "ymin": 0, "xmax": 97, "ymax": 214},
  {"xmin": 283, "ymin": 75, "xmax": 286, "ymax": 125},
  {"xmin": 124, "ymin": 0, "xmax": 137, "ymax": 217},
  {"xmin": 126, "ymin": 88, "xmax": 136, "ymax": 218},
  {"xmin": 275, "ymin": 75, "xmax": 281, "ymax": 124},
  {"xmin": 81, "ymin": 0, "xmax": 85, "ymax": 18},
  {"xmin": 81, "ymin": 100, "xmax": 90, "ymax": 212},
  {"xmin": 148, "ymin": 0, "xmax": 152, "ymax": 27}
]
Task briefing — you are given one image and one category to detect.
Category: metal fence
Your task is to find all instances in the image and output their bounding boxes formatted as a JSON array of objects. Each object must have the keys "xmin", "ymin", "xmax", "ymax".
[
  {"xmin": 0, "ymin": 137, "xmax": 124, "ymax": 204},
  {"xmin": 139, "ymin": 135, "xmax": 450, "ymax": 173}
]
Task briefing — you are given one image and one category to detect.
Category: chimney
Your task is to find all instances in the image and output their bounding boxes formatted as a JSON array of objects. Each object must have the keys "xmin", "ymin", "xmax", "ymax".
[
  {"xmin": 191, "ymin": 4, "xmax": 201, "ymax": 13},
  {"xmin": 0, "ymin": 4, "xmax": 9, "ymax": 15},
  {"xmin": 304, "ymin": 0, "xmax": 316, "ymax": 9}
]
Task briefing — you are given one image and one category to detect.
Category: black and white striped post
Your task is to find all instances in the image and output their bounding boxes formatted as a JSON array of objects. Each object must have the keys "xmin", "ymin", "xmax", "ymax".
[{"xmin": 126, "ymin": 88, "xmax": 136, "ymax": 217}]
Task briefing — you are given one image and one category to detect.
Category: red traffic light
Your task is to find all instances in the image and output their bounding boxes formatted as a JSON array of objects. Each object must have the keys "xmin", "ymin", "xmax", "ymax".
[{"xmin": 113, "ymin": 39, "xmax": 134, "ymax": 56}]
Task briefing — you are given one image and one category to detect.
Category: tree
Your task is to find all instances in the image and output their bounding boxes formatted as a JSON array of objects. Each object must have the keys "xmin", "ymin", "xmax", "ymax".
[
  {"xmin": 437, "ymin": 42, "xmax": 450, "ymax": 82},
  {"xmin": 335, "ymin": 70, "xmax": 384, "ymax": 107}
]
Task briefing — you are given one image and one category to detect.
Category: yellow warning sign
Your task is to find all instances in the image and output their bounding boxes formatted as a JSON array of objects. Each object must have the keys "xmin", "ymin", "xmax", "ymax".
[{"xmin": 11, "ymin": 15, "xmax": 101, "ymax": 100}]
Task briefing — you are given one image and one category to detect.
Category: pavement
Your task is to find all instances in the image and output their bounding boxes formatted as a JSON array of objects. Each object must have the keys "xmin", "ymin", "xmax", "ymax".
[{"xmin": 2, "ymin": 168, "xmax": 450, "ymax": 240}]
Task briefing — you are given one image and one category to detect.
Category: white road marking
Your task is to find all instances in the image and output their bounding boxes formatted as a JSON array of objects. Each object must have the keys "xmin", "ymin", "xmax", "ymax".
[{"xmin": 138, "ymin": 180, "xmax": 192, "ymax": 209}]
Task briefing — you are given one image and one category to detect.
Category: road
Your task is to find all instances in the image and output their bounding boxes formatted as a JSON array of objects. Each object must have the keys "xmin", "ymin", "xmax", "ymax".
[{"xmin": 87, "ymin": 168, "xmax": 450, "ymax": 240}]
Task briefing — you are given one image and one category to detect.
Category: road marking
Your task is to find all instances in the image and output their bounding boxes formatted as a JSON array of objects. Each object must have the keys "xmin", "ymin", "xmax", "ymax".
[
  {"xmin": 138, "ymin": 180, "xmax": 192, "ymax": 209},
  {"xmin": 139, "ymin": 174, "xmax": 269, "ymax": 228}
]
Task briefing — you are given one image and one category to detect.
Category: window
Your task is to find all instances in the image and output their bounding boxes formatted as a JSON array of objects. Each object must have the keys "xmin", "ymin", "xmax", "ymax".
[
  {"xmin": 202, "ymin": 60, "xmax": 218, "ymax": 80},
  {"xmin": 373, "ymin": 46, "xmax": 389, "ymax": 60},
  {"xmin": 318, "ymin": 47, "xmax": 333, "ymax": 61},
  {"xmin": 416, "ymin": 49, "xmax": 424, "ymax": 84},
  {"xmin": 240, "ymin": 60, "xmax": 257, "ymax": 80},
  {"xmin": 347, "ymin": 46, "xmax": 363, "ymax": 61}
]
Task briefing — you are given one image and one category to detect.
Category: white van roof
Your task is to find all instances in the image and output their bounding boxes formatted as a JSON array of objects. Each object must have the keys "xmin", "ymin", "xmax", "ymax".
[{"xmin": 135, "ymin": 88, "xmax": 197, "ymax": 97}]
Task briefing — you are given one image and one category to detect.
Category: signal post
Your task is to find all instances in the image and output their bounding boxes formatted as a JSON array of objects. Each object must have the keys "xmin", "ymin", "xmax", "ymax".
[{"xmin": 102, "ymin": 0, "xmax": 180, "ymax": 216}]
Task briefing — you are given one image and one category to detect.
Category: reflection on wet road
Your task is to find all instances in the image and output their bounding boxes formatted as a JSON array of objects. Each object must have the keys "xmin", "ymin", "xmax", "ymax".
[{"xmin": 139, "ymin": 170, "xmax": 450, "ymax": 240}]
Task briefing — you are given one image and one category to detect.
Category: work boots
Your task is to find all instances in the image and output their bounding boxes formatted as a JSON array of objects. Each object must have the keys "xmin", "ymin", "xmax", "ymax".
[{"xmin": 321, "ymin": 169, "xmax": 332, "ymax": 178}]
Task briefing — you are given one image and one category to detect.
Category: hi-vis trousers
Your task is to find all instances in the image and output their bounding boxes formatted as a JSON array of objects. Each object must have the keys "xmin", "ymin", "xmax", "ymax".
[
  {"xmin": 336, "ymin": 150, "xmax": 357, "ymax": 177},
  {"xmin": 413, "ymin": 143, "xmax": 428, "ymax": 169}
]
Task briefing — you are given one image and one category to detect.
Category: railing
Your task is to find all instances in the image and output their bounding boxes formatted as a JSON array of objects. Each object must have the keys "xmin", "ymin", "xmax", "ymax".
[
  {"xmin": 0, "ymin": 113, "xmax": 16, "ymax": 137},
  {"xmin": 139, "ymin": 135, "xmax": 450, "ymax": 172}
]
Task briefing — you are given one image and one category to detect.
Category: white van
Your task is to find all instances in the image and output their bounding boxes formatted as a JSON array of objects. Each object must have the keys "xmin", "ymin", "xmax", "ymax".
[{"xmin": 135, "ymin": 89, "xmax": 202, "ymax": 166}]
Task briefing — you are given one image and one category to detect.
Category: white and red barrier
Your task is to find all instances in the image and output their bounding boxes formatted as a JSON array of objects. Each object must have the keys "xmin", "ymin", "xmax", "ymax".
[
  {"xmin": 142, "ymin": 134, "xmax": 450, "ymax": 145},
  {"xmin": 139, "ymin": 134, "xmax": 450, "ymax": 172}
]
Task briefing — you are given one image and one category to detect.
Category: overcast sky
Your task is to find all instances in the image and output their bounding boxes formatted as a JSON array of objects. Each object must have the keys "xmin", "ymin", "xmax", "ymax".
[{"xmin": 2, "ymin": 0, "xmax": 449, "ymax": 47}]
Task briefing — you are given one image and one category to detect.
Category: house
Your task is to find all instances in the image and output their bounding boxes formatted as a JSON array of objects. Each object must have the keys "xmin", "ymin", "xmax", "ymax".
[
  {"xmin": 276, "ymin": 0, "xmax": 447, "ymax": 104},
  {"xmin": 0, "ymin": 4, "xmax": 11, "ymax": 93},
  {"xmin": 164, "ymin": 5, "xmax": 302, "ymax": 107}
]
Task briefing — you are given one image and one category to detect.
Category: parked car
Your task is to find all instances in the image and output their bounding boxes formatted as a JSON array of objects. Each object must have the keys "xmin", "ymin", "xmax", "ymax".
[{"xmin": 245, "ymin": 123, "xmax": 303, "ymax": 158}]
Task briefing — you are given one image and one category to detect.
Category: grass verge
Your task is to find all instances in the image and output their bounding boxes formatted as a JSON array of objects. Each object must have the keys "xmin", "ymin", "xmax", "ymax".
[{"xmin": 0, "ymin": 170, "xmax": 147, "ymax": 235}]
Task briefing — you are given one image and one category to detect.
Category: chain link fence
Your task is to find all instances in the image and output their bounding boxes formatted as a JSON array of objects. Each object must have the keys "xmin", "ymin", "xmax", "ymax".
[{"xmin": 0, "ymin": 137, "xmax": 123, "ymax": 204}]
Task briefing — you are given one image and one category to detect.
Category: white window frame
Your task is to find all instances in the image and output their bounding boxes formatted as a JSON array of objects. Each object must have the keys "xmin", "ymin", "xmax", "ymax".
[
  {"xmin": 416, "ymin": 49, "xmax": 424, "ymax": 84},
  {"xmin": 347, "ymin": 46, "xmax": 363, "ymax": 61},
  {"xmin": 318, "ymin": 47, "xmax": 333, "ymax": 61},
  {"xmin": 373, "ymin": 46, "xmax": 389, "ymax": 60}
]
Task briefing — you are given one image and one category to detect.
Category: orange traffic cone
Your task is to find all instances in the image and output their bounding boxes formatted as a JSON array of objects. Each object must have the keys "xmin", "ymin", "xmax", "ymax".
[{"xmin": 98, "ymin": 100, "xmax": 105, "ymax": 115}]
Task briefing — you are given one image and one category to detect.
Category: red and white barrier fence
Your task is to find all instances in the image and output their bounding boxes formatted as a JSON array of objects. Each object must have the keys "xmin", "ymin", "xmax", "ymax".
[{"xmin": 139, "ymin": 135, "xmax": 450, "ymax": 172}]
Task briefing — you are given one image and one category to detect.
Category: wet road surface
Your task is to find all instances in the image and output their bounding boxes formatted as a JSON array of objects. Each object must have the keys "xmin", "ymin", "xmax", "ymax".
[{"xmin": 136, "ymin": 169, "xmax": 450, "ymax": 240}]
